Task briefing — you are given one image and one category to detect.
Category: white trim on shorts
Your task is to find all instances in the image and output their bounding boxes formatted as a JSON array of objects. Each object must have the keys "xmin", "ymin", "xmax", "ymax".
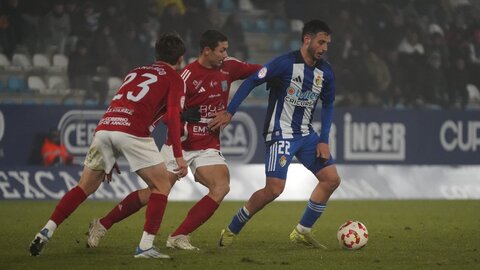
[
  {"xmin": 84, "ymin": 130, "xmax": 164, "ymax": 173},
  {"xmin": 159, "ymin": 144, "xmax": 226, "ymax": 174}
]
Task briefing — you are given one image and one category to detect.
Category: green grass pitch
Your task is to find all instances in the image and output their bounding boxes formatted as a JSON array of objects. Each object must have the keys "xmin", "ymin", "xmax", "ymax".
[{"xmin": 1, "ymin": 200, "xmax": 479, "ymax": 270}]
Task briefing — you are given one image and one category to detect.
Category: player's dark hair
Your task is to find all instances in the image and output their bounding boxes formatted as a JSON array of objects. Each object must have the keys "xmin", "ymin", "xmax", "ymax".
[
  {"xmin": 199, "ymin": 30, "xmax": 228, "ymax": 52},
  {"xmin": 155, "ymin": 33, "xmax": 186, "ymax": 65},
  {"xmin": 301, "ymin": 20, "xmax": 332, "ymax": 42}
]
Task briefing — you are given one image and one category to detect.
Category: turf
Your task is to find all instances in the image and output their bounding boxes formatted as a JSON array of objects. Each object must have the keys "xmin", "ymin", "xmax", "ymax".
[{"xmin": 1, "ymin": 200, "xmax": 479, "ymax": 270}]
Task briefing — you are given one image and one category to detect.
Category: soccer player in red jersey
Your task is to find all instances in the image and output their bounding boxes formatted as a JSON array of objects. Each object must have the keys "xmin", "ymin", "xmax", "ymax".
[
  {"xmin": 29, "ymin": 33, "xmax": 188, "ymax": 259},
  {"xmin": 86, "ymin": 30, "xmax": 261, "ymax": 250}
]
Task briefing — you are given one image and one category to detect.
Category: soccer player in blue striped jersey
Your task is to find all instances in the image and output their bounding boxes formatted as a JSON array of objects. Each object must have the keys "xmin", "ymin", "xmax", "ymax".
[{"xmin": 209, "ymin": 20, "xmax": 341, "ymax": 249}]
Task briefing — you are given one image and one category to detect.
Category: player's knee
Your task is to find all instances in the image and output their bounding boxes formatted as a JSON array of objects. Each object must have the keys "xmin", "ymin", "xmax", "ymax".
[
  {"xmin": 209, "ymin": 182, "xmax": 230, "ymax": 200},
  {"xmin": 266, "ymin": 185, "xmax": 284, "ymax": 199},
  {"xmin": 138, "ymin": 188, "xmax": 151, "ymax": 205},
  {"xmin": 214, "ymin": 183, "xmax": 230, "ymax": 196},
  {"xmin": 328, "ymin": 175, "xmax": 341, "ymax": 191}
]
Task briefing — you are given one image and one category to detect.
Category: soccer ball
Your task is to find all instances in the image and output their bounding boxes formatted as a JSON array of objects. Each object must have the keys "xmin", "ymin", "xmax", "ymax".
[{"xmin": 337, "ymin": 220, "xmax": 368, "ymax": 250}]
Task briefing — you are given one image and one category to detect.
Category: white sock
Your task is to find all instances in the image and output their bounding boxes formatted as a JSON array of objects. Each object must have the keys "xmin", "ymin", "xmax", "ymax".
[
  {"xmin": 296, "ymin": 224, "xmax": 311, "ymax": 234},
  {"xmin": 139, "ymin": 231, "xmax": 155, "ymax": 250},
  {"xmin": 242, "ymin": 206, "xmax": 250, "ymax": 216},
  {"xmin": 42, "ymin": 220, "xmax": 57, "ymax": 238}
]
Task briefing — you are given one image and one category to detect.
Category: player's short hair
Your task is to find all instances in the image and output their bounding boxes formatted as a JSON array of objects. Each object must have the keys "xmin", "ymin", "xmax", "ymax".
[
  {"xmin": 155, "ymin": 33, "xmax": 186, "ymax": 65},
  {"xmin": 301, "ymin": 20, "xmax": 332, "ymax": 42},
  {"xmin": 199, "ymin": 30, "xmax": 228, "ymax": 52}
]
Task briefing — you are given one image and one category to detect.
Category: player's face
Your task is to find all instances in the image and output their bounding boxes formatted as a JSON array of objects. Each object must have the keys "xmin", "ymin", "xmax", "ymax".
[
  {"xmin": 208, "ymin": 41, "xmax": 229, "ymax": 68},
  {"xmin": 306, "ymin": 32, "xmax": 331, "ymax": 61}
]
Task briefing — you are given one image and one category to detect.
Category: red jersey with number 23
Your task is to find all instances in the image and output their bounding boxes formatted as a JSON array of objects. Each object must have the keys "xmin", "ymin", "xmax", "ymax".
[
  {"xmin": 96, "ymin": 62, "xmax": 185, "ymax": 157},
  {"xmin": 168, "ymin": 57, "xmax": 260, "ymax": 151}
]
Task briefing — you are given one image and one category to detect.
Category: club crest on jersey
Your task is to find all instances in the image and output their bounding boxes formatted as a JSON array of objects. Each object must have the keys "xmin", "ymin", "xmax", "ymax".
[
  {"xmin": 257, "ymin": 67, "xmax": 267, "ymax": 79},
  {"xmin": 279, "ymin": 155, "xmax": 287, "ymax": 167},
  {"xmin": 314, "ymin": 74, "xmax": 323, "ymax": 87},
  {"xmin": 221, "ymin": 80, "xmax": 228, "ymax": 92}
]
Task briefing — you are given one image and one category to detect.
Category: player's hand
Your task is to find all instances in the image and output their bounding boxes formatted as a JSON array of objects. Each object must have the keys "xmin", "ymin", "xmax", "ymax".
[
  {"xmin": 105, "ymin": 162, "xmax": 121, "ymax": 183},
  {"xmin": 174, "ymin": 157, "xmax": 188, "ymax": 179},
  {"xmin": 208, "ymin": 111, "xmax": 232, "ymax": 131},
  {"xmin": 180, "ymin": 107, "xmax": 201, "ymax": 122},
  {"xmin": 316, "ymin": 143, "xmax": 330, "ymax": 164}
]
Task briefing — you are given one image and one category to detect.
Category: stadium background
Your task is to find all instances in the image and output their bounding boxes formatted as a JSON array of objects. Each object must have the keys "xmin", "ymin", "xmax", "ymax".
[{"xmin": 0, "ymin": 0, "xmax": 479, "ymax": 200}]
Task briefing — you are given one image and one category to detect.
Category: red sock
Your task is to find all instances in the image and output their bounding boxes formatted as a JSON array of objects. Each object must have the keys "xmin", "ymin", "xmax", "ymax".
[
  {"xmin": 143, "ymin": 193, "xmax": 168, "ymax": 235},
  {"xmin": 171, "ymin": 195, "xmax": 219, "ymax": 236},
  {"xmin": 100, "ymin": 190, "xmax": 143, "ymax": 230},
  {"xmin": 50, "ymin": 186, "xmax": 87, "ymax": 225}
]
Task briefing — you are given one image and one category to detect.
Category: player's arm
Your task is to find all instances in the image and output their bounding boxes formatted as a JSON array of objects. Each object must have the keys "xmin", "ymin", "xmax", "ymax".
[
  {"xmin": 208, "ymin": 58, "xmax": 284, "ymax": 130},
  {"xmin": 166, "ymin": 76, "xmax": 188, "ymax": 177},
  {"xmin": 225, "ymin": 57, "xmax": 262, "ymax": 80},
  {"xmin": 317, "ymin": 67, "xmax": 336, "ymax": 162}
]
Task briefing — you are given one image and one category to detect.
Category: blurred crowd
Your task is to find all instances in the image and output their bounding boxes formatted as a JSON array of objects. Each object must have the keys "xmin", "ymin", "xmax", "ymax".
[{"xmin": 0, "ymin": 0, "xmax": 479, "ymax": 109}]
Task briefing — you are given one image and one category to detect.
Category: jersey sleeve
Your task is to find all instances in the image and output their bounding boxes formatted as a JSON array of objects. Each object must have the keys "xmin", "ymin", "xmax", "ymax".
[
  {"xmin": 319, "ymin": 66, "xmax": 336, "ymax": 144},
  {"xmin": 226, "ymin": 57, "xmax": 262, "ymax": 81},
  {"xmin": 227, "ymin": 56, "xmax": 287, "ymax": 115},
  {"xmin": 165, "ymin": 75, "xmax": 185, "ymax": 157}
]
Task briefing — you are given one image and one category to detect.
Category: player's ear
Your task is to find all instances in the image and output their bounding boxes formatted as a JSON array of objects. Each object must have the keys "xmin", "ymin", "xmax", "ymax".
[
  {"xmin": 175, "ymin": 55, "xmax": 185, "ymax": 69},
  {"xmin": 303, "ymin": 34, "xmax": 311, "ymax": 44},
  {"xmin": 203, "ymin": 46, "xmax": 212, "ymax": 56}
]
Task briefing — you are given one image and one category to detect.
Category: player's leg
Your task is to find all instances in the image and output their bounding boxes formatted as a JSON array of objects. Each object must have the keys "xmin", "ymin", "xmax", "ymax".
[
  {"xmin": 290, "ymin": 165, "xmax": 339, "ymax": 249},
  {"xmin": 220, "ymin": 177, "xmax": 286, "ymax": 247},
  {"xmin": 290, "ymin": 133, "xmax": 340, "ymax": 248},
  {"xmin": 29, "ymin": 167, "xmax": 105, "ymax": 256},
  {"xmin": 87, "ymin": 188, "xmax": 151, "ymax": 248},
  {"xmin": 220, "ymin": 140, "xmax": 293, "ymax": 247},
  {"xmin": 87, "ymin": 142, "xmax": 185, "ymax": 247},
  {"xmin": 167, "ymin": 154, "xmax": 229, "ymax": 250},
  {"xmin": 134, "ymin": 163, "xmax": 177, "ymax": 258},
  {"xmin": 30, "ymin": 132, "xmax": 114, "ymax": 256}
]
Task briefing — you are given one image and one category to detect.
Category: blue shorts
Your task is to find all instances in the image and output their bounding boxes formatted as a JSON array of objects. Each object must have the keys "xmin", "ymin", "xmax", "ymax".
[{"xmin": 264, "ymin": 132, "xmax": 334, "ymax": 179}]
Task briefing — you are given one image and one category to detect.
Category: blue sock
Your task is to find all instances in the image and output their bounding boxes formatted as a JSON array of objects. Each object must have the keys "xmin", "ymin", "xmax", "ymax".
[
  {"xmin": 227, "ymin": 206, "xmax": 251, "ymax": 234},
  {"xmin": 299, "ymin": 200, "xmax": 326, "ymax": 228}
]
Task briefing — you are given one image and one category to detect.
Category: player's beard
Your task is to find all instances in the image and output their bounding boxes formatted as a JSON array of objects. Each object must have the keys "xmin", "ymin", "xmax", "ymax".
[{"xmin": 307, "ymin": 45, "xmax": 322, "ymax": 61}]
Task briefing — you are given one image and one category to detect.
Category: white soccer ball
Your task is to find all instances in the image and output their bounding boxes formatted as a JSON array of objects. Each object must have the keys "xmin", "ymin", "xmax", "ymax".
[{"xmin": 337, "ymin": 220, "xmax": 369, "ymax": 250}]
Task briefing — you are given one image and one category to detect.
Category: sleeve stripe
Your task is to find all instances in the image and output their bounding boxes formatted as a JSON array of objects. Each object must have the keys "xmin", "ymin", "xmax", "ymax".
[
  {"xmin": 181, "ymin": 69, "xmax": 191, "ymax": 81},
  {"xmin": 224, "ymin": 57, "xmax": 242, "ymax": 63}
]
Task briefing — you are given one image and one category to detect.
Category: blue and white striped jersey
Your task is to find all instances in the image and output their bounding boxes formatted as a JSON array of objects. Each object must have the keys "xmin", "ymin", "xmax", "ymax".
[{"xmin": 227, "ymin": 50, "xmax": 336, "ymax": 143}]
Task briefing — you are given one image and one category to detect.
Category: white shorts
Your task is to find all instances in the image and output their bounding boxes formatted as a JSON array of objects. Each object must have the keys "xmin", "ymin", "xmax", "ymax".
[
  {"xmin": 84, "ymin": 130, "xmax": 164, "ymax": 172},
  {"xmin": 159, "ymin": 144, "xmax": 227, "ymax": 174}
]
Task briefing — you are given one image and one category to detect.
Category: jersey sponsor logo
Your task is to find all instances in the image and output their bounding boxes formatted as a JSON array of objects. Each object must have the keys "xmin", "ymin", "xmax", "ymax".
[
  {"xmin": 343, "ymin": 113, "xmax": 406, "ymax": 161},
  {"xmin": 208, "ymin": 93, "xmax": 221, "ymax": 99},
  {"xmin": 284, "ymin": 86, "xmax": 320, "ymax": 108},
  {"xmin": 98, "ymin": 117, "xmax": 131, "ymax": 126},
  {"xmin": 220, "ymin": 111, "xmax": 257, "ymax": 163},
  {"xmin": 257, "ymin": 67, "xmax": 267, "ymax": 79},
  {"xmin": 199, "ymin": 104, "xmax": 225, "ymax": 119},
  {"xmin": 57, "ymin": 110, "xmax": 104, "ymax": 156},
  {"xmin": 440, "ymin": 120, "xmax": 480, "ymax": 152},
  {"xmin": 106, "ymin": 107, "xmax": 134, "ymax": 115},
  {"xmin": 198, "ymin": 87, "xmax": 206, "ymax": 93},
  {"xmin": 192, "ymin": 125, "xmax": 209, "ymax": 134}
]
